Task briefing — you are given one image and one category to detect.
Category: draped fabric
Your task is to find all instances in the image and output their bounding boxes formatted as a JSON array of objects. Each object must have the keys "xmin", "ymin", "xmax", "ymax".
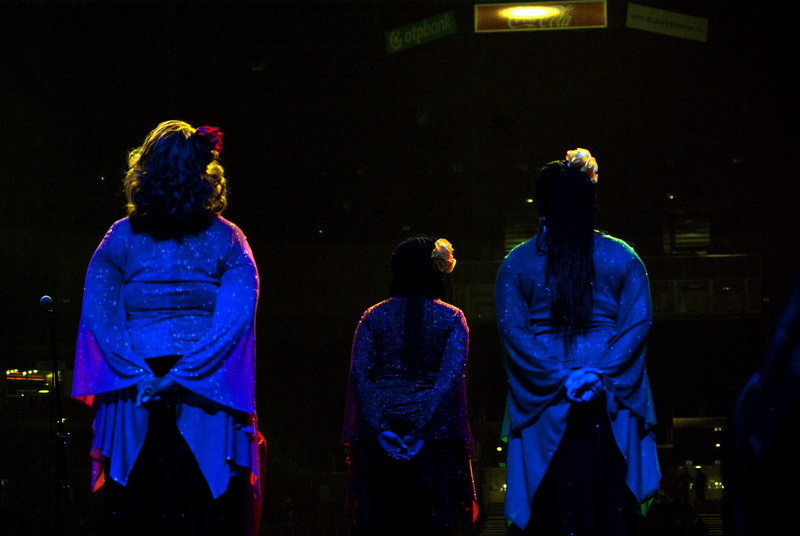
[
  {"xmin": 72, "ymin": 216, "xmax": 262, "ymax": 509},
  {"xmin": 495, "ymin": 232, "xmax": 661, "ymax": 530}
]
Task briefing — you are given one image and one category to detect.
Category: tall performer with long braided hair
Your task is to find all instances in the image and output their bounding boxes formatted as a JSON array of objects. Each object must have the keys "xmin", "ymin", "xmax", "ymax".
[{"xmin": 496, "ymin": 148, "xmax": 660, "ymax": 535}]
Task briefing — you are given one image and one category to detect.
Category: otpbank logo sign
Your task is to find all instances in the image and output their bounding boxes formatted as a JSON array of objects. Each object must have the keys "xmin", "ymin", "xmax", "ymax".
[
  {"xmin": 385, "ymin": 11, "xmax": 458, "ymax": 54},
  {"xmin": 474, "ymin": 2, "xmax": 607, "ymax": 32}
]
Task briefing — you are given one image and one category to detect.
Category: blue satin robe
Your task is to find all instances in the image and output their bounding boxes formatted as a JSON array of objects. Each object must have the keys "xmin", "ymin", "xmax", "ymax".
[{"xmin": 495, "ymin": 232, "xmax": 661, "ymax": 529}]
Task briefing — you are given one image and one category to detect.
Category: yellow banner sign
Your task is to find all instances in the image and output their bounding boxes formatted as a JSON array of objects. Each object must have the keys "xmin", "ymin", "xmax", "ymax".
[{"xmin": 474, "ymin": 1, "xmax": 607, "ymax": 33}]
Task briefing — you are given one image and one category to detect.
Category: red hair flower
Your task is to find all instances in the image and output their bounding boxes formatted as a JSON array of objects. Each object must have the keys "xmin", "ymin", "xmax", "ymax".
[{"xmin": 195, "ymin": 125, "xmax": 224, "ymax": 154}]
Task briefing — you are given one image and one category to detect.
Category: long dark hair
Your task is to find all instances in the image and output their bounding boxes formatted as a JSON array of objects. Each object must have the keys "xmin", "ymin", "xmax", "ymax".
[
  {"xmin": 389, "ymin": 235, "xmax": 447, "ymax": 369},
  {"xmin": 535, "ymin": 160, "xmax": 597, "ymax": 338},
  {"xmin": 124, "ymin": 120, "xmax": 227, "ymax": 238}
]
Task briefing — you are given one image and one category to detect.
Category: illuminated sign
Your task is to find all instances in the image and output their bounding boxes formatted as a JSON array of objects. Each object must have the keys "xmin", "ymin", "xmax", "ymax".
[
  {"xmin": 474, "ymin": 1, "xmax": 607, "ymax": 33},
  {"xmin": 626, "ymin": 3, "xmax": 708, "ymax": 43},
  {"xmin": 386, "ymin": 11, "xmax": 457, "ymax": 53}
]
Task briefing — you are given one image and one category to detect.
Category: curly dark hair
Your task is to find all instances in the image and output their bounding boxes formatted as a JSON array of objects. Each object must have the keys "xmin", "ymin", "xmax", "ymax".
[{"xmin": 124, "ymin": 120, "xmax": 227, "ymax": 238}]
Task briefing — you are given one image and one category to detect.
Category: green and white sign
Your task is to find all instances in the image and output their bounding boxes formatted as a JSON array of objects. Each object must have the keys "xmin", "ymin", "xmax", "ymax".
[
  {"xmin": 626, "ymin": 3, "xmax": 708, "ymax": 42},
  {"xmin": 386, "ymin": 11, "xmax": 457, "ymax": 54}
]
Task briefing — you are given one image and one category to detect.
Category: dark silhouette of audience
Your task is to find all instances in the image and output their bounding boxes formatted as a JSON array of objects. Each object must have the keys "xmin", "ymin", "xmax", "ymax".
[
  {"xmin": 724, "ymin": 274, "xmax": 800, "ymax": 536},
  {"xmin": 643, "ymin": 486, "xmax": 708, "ymax": 536}
]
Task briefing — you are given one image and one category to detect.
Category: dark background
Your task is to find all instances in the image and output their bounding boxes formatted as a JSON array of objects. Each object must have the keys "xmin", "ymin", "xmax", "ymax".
[{"xmin": 1, "ymin": 1, "xmax": 798, "ymax": 534}]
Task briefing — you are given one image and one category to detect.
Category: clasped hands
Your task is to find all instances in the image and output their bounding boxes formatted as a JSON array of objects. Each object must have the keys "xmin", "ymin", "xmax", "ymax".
[
  {"xmin": 377, "ymin": 430, "xmax": 425, "ymax": 462},
  {"xmin": 136, "ymin": 376, "xmax": 179, "ymax": 407},
  {"xmin": 564, "ymin": 367, "xmax": 604, "ymax": 404}
]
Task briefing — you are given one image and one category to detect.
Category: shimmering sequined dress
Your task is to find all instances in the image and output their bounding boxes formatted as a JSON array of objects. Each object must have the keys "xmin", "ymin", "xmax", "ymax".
[
  {"xmin": 342, "ymin": 296, "xmax": 478, "ymax": 533},
  {"xmin": 72, "ymin": 215, "xmax": 262, "ymax": 534},
  {"xmin": 496, "ymin": 232, "xmax": 661, "ymax": 533}
]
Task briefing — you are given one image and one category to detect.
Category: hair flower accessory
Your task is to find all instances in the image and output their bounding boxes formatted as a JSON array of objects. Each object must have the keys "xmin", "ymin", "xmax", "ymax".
[
  {"xmin": 194, "ymin": 125, "xmax": 224, "ymax": 154},
  {"xmin": 431, "ymin": 239, "xmax": 456, "ymax": 274},
  {"xmin": 565, "ymin": 147, "xmax": 598, "ymax": 183}
]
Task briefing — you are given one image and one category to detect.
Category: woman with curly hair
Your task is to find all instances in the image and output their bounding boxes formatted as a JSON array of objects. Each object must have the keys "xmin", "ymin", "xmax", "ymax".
[
  {"xmin": 72, "ymin": 120, "xmax": 264, "ymax": 536},
  {"xmin": 342, "ymin": 235, "xmax": 479, "ymax": 536},
  {"xmin": 496, "ymin": 149, "xmax": 661, "ymax": 535},
  {"xmin": 123, "ymin": 120, "xmax": 228, "ymax": 238}
]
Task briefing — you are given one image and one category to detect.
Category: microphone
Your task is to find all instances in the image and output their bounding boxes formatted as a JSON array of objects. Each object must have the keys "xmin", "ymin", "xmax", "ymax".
[{"xmin": 40, "ymin": 295, "xmax": 54, "ymax": 311}]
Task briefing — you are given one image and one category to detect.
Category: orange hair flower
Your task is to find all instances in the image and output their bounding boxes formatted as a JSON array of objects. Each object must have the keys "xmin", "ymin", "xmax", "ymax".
[
  {"xmin": 431, "ymin": 239, "xmax": 456, "ymax": 274},
  {"xmin": 565, "ymin": 147, "xmax": 598, "ymax": 183}
]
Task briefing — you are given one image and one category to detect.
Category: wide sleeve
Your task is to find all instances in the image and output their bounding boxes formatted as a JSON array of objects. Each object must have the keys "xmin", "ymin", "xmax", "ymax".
[
  {"xmin": 342, "ymin": 314, "xmax": 385, "ymax": 441},
  {"xmin": 72, "ymin": 222, "xmax": 150, "ymax": 405},
  {"xmin": 495, "ymin": 257, "xmax": 570, "ymax": 433},
  {"xmin": 595, "ymin": 252, "xmax": 654, "ymax": 425},
  {"xmin": 415, "ymin": 309, "xmax": 470, "ymax": 437},
  {"xmin": 168, "ymin": 225, "xmax": 259, "ymax": 415}
]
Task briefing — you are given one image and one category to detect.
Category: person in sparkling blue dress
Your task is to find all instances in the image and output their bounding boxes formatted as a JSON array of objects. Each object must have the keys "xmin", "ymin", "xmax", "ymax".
[
  {"xmin": 342, "ymin": 235, "xmax": 478, "ymax": 535},
  {"xmin": 72, "ymin": 120, "xmax": 264, "ymax": 536},
  {"xmin": 495, "ymin": 149, "xmax": 661, "ymax": 535}
]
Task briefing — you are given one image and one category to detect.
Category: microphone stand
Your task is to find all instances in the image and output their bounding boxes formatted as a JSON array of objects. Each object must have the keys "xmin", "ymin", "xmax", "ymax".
[{"xmin": 41, "ymin": 295, "xmax": 69, "ymax": 535}]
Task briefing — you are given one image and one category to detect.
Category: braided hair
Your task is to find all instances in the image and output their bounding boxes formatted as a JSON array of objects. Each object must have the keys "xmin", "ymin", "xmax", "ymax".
[{"xmin": 535, "ymin": 160, "xmax": 598, "ymax": 341}]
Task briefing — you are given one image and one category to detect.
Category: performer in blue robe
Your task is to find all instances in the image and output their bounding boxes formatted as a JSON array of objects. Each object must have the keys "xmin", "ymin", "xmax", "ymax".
[
  {"xmin": 72, "ymin": 120, "xmax": 264, "ymax": 536},
  {"xmin": 496, "ymin": 149, "xmax": 660, "ymax": 535}
]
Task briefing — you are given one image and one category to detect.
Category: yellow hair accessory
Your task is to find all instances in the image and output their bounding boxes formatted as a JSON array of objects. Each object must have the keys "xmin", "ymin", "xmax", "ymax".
[
  {"xmin": 565, "ymin": 147, "xmax": 599, "ymax": 183},
  {"xmin": 431, "ymin": 239, "xmax": 456, "ymax": 274}
]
